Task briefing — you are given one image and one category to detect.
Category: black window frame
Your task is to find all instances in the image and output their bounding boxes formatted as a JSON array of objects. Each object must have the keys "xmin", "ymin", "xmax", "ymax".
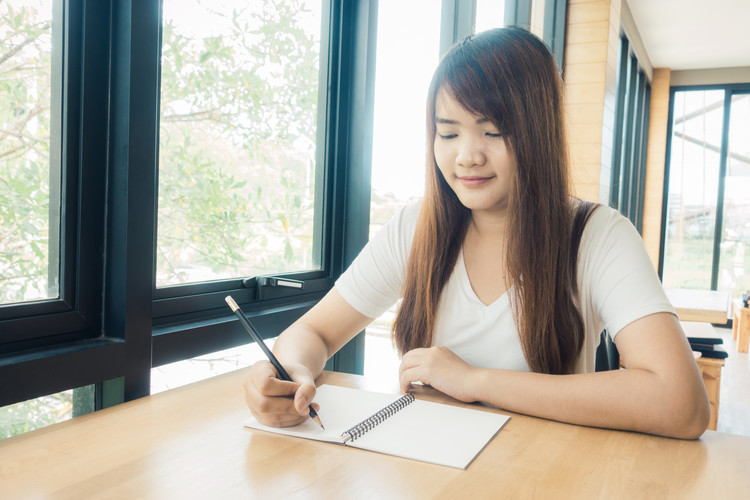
[{"xmin": 610, "ymin": 33, "xmax": 651, "ymax": 232}]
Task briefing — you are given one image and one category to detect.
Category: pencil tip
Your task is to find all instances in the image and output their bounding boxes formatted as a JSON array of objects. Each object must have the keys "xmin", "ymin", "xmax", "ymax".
[{"xmin": 313, "ymin": 414, "xmax": 325, "ymax": 429}]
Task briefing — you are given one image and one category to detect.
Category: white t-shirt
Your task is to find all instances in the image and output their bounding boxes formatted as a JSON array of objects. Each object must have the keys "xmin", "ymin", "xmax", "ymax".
[{"xmin": 335, "ymin": 201, "xmax": 676, "ymax": 373}]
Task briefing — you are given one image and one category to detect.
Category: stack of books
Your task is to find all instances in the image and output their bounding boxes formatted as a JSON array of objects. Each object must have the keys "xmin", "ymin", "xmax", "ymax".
[{"xmin": 688, "ymin": 336, "xmax": 728, "ymax": 359}]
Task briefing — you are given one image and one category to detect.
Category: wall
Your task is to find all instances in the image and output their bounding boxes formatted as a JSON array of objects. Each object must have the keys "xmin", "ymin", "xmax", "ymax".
[
  {"xmin": 563, "ymin": 0, "xmax": 621, "ymax": 204},
  {"xmin": 563, "ymin": 0, "xmax": 669, "ymax": 271}
]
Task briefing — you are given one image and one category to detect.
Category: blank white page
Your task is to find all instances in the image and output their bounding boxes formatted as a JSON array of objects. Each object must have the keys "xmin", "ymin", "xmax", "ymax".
[{"xmin": 244, "ymin": 384, "xmax": 510, "ymax": 469}]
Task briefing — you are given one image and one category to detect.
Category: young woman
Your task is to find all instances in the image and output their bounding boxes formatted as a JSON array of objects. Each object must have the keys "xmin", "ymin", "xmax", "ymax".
[{"xmin": 243, "ymin": 27, "xmax": 709, "ymax": 439}]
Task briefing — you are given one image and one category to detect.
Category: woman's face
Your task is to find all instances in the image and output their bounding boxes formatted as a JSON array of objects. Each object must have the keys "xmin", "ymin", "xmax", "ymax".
[{"xmin": 433, "ymin": 88, "xmax": 517, "ymax": 218}]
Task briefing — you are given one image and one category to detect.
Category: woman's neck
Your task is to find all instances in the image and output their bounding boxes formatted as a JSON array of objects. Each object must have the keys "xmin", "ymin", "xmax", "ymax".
[{"xmin": 468, "ymin": 209, "xmax": 509, "ymax": 239}]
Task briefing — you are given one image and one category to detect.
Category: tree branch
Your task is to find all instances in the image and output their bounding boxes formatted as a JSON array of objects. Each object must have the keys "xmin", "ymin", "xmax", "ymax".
[{"xmin": 0, "ymin": 21, "xmax": 50, "ymax": 68}]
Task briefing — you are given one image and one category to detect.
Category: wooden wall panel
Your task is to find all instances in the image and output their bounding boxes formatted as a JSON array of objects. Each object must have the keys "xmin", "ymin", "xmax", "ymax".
[
  {"xmin": 564, "ymin": 0, "xmax": 621, "ymax": 203},
  {"xmin": 641, "ymin": 68, "xmax": 671, "ymax": 269}
]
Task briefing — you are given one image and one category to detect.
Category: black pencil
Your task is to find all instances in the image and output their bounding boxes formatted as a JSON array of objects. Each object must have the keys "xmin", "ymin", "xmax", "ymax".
[{"xmin": 225, "ymin": 295, "xmax": 324, "ymax": 429}]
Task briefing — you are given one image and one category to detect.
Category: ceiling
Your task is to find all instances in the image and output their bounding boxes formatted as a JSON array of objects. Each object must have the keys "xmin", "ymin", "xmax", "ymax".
[{"xmin": 626, "ymin": 0, "xmax": 750, "ymax": 70}]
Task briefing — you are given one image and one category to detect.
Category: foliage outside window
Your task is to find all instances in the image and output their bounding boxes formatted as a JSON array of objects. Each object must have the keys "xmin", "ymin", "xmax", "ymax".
[
  {"xmin": 157, "ymin": 0, "xmax": 322, "ymax": 287},
  {"xmin": 0, "ymin": 0, "xmax": 57, "ymax": 305},
  {"xmin": 0, "ymin": 391, "xmax": 72, "ymax": 439}
]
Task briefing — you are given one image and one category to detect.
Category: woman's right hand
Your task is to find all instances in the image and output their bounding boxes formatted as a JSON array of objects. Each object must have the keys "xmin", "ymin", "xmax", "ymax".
[{"xmin": 242, "ymin": 360, "xmax": 319, "ymax": 427}]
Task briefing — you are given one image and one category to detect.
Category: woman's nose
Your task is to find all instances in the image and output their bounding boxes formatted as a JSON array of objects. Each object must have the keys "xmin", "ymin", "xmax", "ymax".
[{"xmin": 455, "ymin": 137, "xmax": 486, "ymax": 167}]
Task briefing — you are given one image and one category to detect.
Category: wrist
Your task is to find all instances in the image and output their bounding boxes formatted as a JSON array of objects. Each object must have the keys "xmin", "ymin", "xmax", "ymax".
[{"xmin": 463, "ymin": 366, "xmax": 487, "ymax": 402}]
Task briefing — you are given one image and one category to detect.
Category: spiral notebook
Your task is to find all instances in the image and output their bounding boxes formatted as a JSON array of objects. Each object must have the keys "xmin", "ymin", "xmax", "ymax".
[{"xmin": 243, "ymin": 384, "xmax": 510, "ymax": 469}]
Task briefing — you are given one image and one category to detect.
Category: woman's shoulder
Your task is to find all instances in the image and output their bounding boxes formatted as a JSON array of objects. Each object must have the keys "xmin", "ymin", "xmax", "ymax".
[
  {"xmin": 568, "ymin": 198, "xmax": 633, "ymax": 235},
  {"xmin": 585, "ymin": 203, "xmax": 637, "ymax": 237}
]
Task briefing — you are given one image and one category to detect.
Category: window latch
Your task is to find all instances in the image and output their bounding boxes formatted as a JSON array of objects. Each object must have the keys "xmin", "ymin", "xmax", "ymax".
[{"xmin": 245, "ymin": 276, "xmax": 305, "ymax": 300}]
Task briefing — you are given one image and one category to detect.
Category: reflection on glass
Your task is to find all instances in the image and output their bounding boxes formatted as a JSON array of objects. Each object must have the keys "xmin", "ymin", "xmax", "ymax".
[
  {"xmin": 157, "ymin": 0, "xmax": 322, "ymax": 287},
  {"xmin": 718, "ymin": 94, "xmax": 750, "ymax": 296},
  {"xmin": 662, "ymin": 90, "xmax": 725, "ymax": 289},
  {"xmin": 0, "ymin": 0, "xmax": 58, "ymax": 305}
]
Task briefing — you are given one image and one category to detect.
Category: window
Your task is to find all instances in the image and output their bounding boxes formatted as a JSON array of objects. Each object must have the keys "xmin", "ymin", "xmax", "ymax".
[
  {"xmin": 610, "ymin": 34, "xmax": 651, "ymax": 231},
  {"xmin": 661, "ymin": 86, "xmax": 750, "ymax": 296},
  {"xmin": 475, "ymin": 0, "xmax": 506, "ymax": 33},
  {"xmin": 1, "ymin": 0, "xmax": 378, "ymax": 413},
  {"xmin": 157, "ymin": 0, "xmax": 322, "ymax": 287},
  {"xmin": 662, "ymin": 90, "xmax": 724, "ymax": 289},
  {"xmin": 718, "ymin": 94, "xmax": 750, "ymax": 294}
]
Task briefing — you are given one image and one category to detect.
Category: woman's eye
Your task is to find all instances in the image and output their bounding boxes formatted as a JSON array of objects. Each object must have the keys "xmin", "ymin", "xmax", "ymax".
[
  {"xmin": 485, "ymin": 132, "xmax": 502, "ymax": 138},
  {"xmin": 438, "ymin": 133, "xmax": 457, "ymax": 139}
]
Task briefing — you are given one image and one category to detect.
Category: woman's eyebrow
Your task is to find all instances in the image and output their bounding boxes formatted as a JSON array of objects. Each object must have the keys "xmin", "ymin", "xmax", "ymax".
[{"xmin": 435, "ymin": 117, "xmax": 491, "ymax": 124}]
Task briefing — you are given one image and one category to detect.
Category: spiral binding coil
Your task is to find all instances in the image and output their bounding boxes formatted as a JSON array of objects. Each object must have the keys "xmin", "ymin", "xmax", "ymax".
[{"xmin": 341, "ymin": 393, "xmax": 416, "ymax": 443}]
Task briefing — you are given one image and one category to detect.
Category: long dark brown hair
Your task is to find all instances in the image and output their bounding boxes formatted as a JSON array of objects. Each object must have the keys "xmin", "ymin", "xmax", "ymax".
[{"xmin": 393, "ymin": 27, "xmax": 594, "ymax": 375}]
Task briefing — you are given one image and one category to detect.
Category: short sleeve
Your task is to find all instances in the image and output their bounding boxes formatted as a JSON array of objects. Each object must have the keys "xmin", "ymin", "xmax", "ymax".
[
  {"xmin": 334, "ymin": 201, "xmax": 422, "ymax": 319},
  {"xmin": 578, "ymin": 206, "xmax": 676, "ymax": 339}
]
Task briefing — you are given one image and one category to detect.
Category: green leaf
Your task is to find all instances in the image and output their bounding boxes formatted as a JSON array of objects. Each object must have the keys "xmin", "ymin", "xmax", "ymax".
[{"xmin": 284, "ymin": 240, "xmax": 293, "ymax": 262}]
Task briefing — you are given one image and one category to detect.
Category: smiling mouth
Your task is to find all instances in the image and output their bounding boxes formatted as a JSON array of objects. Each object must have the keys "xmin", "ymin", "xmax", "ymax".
[{"xmin": 458, "ymin": 176, "xmax": 493, "ymax": 187}]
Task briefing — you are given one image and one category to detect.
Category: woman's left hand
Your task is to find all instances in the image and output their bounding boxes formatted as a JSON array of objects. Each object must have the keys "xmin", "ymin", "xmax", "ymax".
[{"xmin": 398, "ymin": 346, "xmax": 479, "ymax": 402}]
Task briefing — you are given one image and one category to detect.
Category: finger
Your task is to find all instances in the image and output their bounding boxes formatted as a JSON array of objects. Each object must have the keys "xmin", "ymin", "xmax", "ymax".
[
  {"xmin": 252, "ymin": 364, "xmax": 301, "ymax": 397},
  {"xmin": 254, "ymin": 410, "xmax": 310, "ymax": 428},
  {"xmin": 293, "ymin": 383, "xmax": 318, "ymax": 415},
  {"xmin": 399, "ymin": 365, "xmax": 424, "ymax": 394},
  {"xmin": 244, "ymin": 379, "xmax": 297, "ymax": 415},
  {"xmin": 398, "ymin": 348, "xmax": 425, "ymax": 377}
]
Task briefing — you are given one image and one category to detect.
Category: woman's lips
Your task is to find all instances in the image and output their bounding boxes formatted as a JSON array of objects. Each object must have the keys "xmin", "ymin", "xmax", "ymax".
[{"xmin": 458, "ymin": 176, "xmax": 493, "ymax": 188}]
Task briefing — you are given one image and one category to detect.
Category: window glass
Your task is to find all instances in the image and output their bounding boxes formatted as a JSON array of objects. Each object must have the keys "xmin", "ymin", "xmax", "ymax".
[
  {"xmin": 475, "ymin": 0, "xmax": 506, "ymax": 33},
  {"xmin": 0, "ymin": 385, "xmax": 96, "ymax": 439},
  {"xmin": 718, "ymin": 93, "xmax": 750, "ymax": 295},
  {"xmin": 662, "ymin": 90, "xmax": 725, "ymax": 289},
  {"xmin": 151, "ymin": 341, "xmax": 275, "ymax": 394},
  {"xmin": 157, "ymin": 0, "xmax": 322, "ymax": 287},
  {"xmin": 365, "ymin": 0, "xmax": 440, "ymax": 380},
  {"xmin": 0, "ymin": 0, "xmax": 59, "ymax": 304},
  {"xmin": 369, "ymin": 0, "xmax": 439, "ymax": 236},
  {"xmin": 529, "ymin": 0, "xmax": 545, "ymax": 38}
]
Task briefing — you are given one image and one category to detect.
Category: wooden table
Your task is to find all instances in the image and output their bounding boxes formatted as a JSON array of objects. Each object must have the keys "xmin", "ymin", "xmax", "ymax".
[
  {"xmin": 666, "ymin": 288, "xmax": 730, "ymax": 324},
  {"xmin": 2, "ymin": 370, "xmax": 749, "ymax": 499},
  {"xmin": 732, "ymin": 299, "xmax": 750, "ymax": 353}
]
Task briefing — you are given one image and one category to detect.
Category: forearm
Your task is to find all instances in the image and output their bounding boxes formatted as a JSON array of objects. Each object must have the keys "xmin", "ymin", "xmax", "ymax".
[{"xmin": 466, "ymin": 366, "xmax": 709, "ymax": 439}]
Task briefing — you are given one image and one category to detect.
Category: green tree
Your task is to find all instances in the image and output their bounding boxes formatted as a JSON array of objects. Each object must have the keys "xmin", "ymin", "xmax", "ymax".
[{"xmin": 157, "ymin": 0, "xmax": 320, "ymax": 285}]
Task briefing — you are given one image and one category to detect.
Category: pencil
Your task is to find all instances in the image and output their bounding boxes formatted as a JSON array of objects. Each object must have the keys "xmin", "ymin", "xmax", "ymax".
[{"xmin": 225, "ymin": 295, "xmax": 324, "ymax": 429}]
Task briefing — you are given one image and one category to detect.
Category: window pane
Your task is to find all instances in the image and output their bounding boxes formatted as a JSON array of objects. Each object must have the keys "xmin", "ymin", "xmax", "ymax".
[
  {"xmin": 718, "ymin": 93, "xmax": 750, "ymax": 296},
  {"xmin": 365, "ymin": 0, "xmax": 440, "ymax": 380},
  {"xmin": 0, "ymin": 0, "xmax": 59, "ymax": 304},
  {"xmin": 151, "ymin": 341, "xmax": 274, "ymax": 394},
  {"xmin": 157, "ymin": 0, "xmax": 322, "ymax": 287},
  {"xmin": 369, "ymin": 0, "xmax": 439, "ymax": 237},
  {"xmin": 0, "ymin": 388, "xmax": 76, "ymax": 439},
  {"xmin": 662, "ymin": 90, "xmax": 725, "ymax": 289},
  {"xmin": 475, "ymin": 0, "xmax": 506, "ymax": 33}
]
